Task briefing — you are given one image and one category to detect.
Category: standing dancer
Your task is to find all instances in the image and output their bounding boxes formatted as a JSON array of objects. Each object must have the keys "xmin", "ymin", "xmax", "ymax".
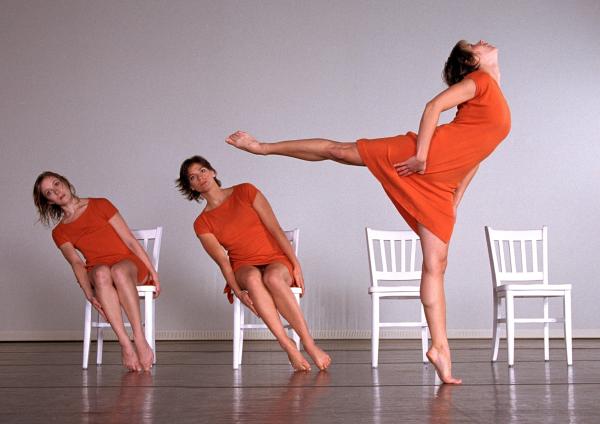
[
  {"xmin": 177, "ymin": 156, "xmax": 331, "ymax": 371},
  {"xmin": 33, "ymin": 172, "xmax": 160, "ymax": 371},
  {"xmin": 226, "ymin": 40, "xmax": 510, "ymax": 384}
]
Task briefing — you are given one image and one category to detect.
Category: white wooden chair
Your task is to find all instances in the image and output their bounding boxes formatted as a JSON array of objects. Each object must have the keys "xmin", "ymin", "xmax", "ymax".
[
  {"xmin": 366, "ymin": 228, "xmax": 428, "ymax": 368},
  {"xmin": 82, "ymin": 226, "xmax": 163, "ymax": 369},
  {"xmin": 485, "ymin": 226, "xmax": 572, "ymax": 366},
  {"xmin": 232, "ymin": 228, "xmax": 302, "ymax": 369}
]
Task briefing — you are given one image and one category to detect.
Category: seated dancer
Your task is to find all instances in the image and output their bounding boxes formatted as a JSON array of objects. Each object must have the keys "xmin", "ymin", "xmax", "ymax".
[
  {"xmin": 226, "ymin": 40, "xmax": 511, "ymax": 384},
  {"xmin": 176, "ymin": 156, "xmax": 331, "ymax": 371},
  {"xmin": 33, "ymin": 172, "xmax": 160, "ymax": 372}
]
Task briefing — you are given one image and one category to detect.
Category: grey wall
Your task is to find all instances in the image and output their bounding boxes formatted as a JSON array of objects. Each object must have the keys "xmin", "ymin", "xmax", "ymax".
[{"xmin": 1, "ymin": 0, "xmax": 599, "ymax": 340}]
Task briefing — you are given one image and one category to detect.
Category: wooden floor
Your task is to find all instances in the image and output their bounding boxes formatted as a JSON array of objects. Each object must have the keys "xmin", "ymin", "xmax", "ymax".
[{"xmin": 0, "ymin": 339, "xmax": 599, "ymax": 423}]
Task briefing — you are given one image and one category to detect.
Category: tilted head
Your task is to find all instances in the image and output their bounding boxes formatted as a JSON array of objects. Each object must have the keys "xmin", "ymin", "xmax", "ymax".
[
  {"xmin": 33, "ymin": 171, "xmax": 77, "ymax": 226},
  {"xmin": 176, "ymin": 155, "xmax": 222, "ymax": 201}
]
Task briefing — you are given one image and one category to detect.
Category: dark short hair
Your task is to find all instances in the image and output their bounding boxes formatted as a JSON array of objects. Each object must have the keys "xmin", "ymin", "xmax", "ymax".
[
  {"xmin": 33, "ymin": 171, "xmax": 77, "ymax": 226},
  {"xmin": 442, "ymin": 40, "xmax": 479, "ymax": 86},
  {"xmin": 176, "ymin": 155, "xmax": 222, "ymax": 201}
]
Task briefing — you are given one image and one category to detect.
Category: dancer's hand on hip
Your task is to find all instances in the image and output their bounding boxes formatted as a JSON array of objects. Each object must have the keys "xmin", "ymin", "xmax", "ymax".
[{"xmin": 394, "ymin": 156, "xmax": 426, "ymax": 176}]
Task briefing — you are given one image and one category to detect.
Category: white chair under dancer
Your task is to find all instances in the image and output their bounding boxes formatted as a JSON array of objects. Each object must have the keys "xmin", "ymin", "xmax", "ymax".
[
  {"xmin": 485, "ymin": 226, "xmax": 572, "ymax": 366},
  {"xmin": 232, "ymin": 228, "xmax": 302, "ymax": 369},
  {"xmin": 366, "ymin": 228, "xmax": 429, "ymax": 368},
  {"xmin": 82, "ymin": 226, "xmax": 163, "ymax": 369}
]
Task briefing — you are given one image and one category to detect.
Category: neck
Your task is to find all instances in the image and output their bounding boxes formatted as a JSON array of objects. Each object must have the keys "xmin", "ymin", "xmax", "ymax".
[
  {"xmin": 60, "ymin": 196, "xmax": 81, "ymax": 216},
  {"xmin": 479, "ymin": 63, "xmax": 501, "ymax": 84},
  {"xmin": 201, "ymin": 186, "xmax": 227, "ymax": 208}
]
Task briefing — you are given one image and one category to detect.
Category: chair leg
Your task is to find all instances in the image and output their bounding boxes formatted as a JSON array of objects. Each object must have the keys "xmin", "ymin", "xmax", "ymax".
[
  {"xmin": 152, "ymin": 297, "xmax": 157, "ymax": 364},
  {"xmin": 233, "ymin": 298, "xmax": 241, "ymax": 369},
  {"xmin": 238, "ymin": 305, "xmax": 245, "ymax": 365},
  {"xmin": 506, "ymin": 293, "xmax": 515, "ymax": 367},
  {"xmin": 144, "ymin": 294, "xmax": 154, "ymax": 363},
  {"xmin": 491, "ymin": 296, "xmax": 501, "ymax": 362},
  {"xmin": 564, "ymin": 291, "xmax": 573, "ymax": 365},
  {"xmin": 96, "ymin": 322, "xmax": 104, "ymax": 365},
  {"xmin": 83, "ymin": 301, "xmax": 92, "ymax": 369},
  {"xmin": 420, "ymin": 305, "xmax": 428, "ymax": 363},
  {"xmin": 291, "ymin": 291, "xmax": 302, "ymax": 351},
  {"xmin": 371, "ymin": 294, "xmax": 380, "ymax": 368},
  {"xmin": 543, "ymin": 297, "xmax": 549, "ymax": 361}
]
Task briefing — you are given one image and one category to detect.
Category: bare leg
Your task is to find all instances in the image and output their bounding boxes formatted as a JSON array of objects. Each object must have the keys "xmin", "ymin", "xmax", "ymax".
[
  {"xmin": 262, "ymin": 263, "xmax": 331, "ymax": 370},
  {"xmin": 235, "ymin": 266, "xmax": 311, "ymax": 371},
  {"xmin": 90, "ymin": 266, "xmax": 141, "ymax": 372},
  {"xmin": 226, "ymin": 130, "xmax": 364, "ymax": 166},
  {"xmin": 418, "ymin": 224, "xmax": 462, "ymax": 385},
  {"xmin": 110, "ymin": 260, "xmax": 154, "ymax": 371}
]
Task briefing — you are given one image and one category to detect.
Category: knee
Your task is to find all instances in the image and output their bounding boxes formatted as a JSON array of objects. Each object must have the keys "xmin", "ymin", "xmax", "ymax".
[
  {"xmin": 110, "ymin": 264, "xmax": 133, "ymax": 286},
  {"xmin": 262, "ymin": 272, "xmax": 286, "ymax": 291},
  {"xmin": 91, "ymin": 266, "xmax": 112, "ymax": 288},
  {"xmin": 423, "ymin": 255, "xmax": 448, "ymax": 277}
]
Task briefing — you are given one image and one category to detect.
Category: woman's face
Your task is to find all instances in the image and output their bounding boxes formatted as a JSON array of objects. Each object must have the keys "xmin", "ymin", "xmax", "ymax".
[
  {"xmin": 40, "ymin": 176, "xmax": 72, "ymax": 205},
  {"xmin": 467, "ymin": 40, "xmax": 498, "ymax": 65},
  {"xmin": 187, "ymin": 163, "xmax": 216, "ymax": 193}
]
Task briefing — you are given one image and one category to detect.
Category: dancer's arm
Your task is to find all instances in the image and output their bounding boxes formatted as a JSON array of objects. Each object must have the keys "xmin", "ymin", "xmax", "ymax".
[
  {"xmin": 395, "ymin": 78, "xmax": 477, "ymax": 176},
  {"xmin": 453, "ymin": 165, "xmax": 479, "ymax": 215},
  {"xmin": 198, "ymin": 233, "xmax": 259, "ymax": 315},
  {"xmin": 110, "ymin": 213, "xmax": 161, "ymax": 297},
  {"xmin": 57, "ymin": 243, "xmax": 107, "ymax": 319},
  {"xmin": 252, "ymin": 192, "xmax": 305, "ymax": 294}
]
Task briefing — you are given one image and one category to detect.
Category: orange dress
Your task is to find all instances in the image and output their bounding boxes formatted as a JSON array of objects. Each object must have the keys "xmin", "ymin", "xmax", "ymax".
[
  {"xmin": 52, "ymin": 198, "xmax": 149, "ymax": 283},
  {"xmin": 357, "ymin": 70, "xmax": 511, "ymax": 243},
  {"xmin": 194, "ymin": 183, "xmax": 295, "ymax": 303}
]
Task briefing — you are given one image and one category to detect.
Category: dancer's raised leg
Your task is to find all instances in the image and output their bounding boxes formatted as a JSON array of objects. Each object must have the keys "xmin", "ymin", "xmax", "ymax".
[
  {"xmin": 262, "ymin": 263, "xmax": 331, "ymax": 370},
  {"xmin": 418, "ymin": 224, "xmax": 462, "ymax": 385},
  {"xmin": 235, "ymin": 266, "xmax": 311, "ymax": 371},
  {"xmin": 226, "ymin": 131, "xmax": 364, "ymax": 166},
  {"xmin": 89, "ymin": 265, "xmax": 141, "ymax": 372}
]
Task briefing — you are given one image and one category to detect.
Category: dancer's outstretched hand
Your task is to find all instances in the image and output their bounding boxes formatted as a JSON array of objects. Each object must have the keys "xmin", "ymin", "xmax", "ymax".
[
  {"xmin": 394, "ymin": 155, "xmax": 426, "ymax": 176},
  {"xmin": 293, "ymin": 266, "xmax": 305, "ymax": 297},
  {"xmin": 238, "ymin": 290, "xmax": 259, "ymax": 317},
  {"xmin": 226, "ymin": 131, "xmax": 264, "ymax": 154}
]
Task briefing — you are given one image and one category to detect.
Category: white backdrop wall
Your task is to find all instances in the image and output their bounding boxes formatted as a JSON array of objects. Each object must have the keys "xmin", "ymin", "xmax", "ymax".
[{"xmin": 1, "ymin": 0, "xmax": 599, "ymax": 340}]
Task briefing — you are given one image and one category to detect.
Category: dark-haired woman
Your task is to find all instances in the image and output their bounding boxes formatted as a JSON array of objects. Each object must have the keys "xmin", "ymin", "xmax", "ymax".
[
  {"xmin": 226, "ymin": 40, "xmax": 510, "ymax": 384},
  {"xmin": 177, "ymin": 156, "xmax": 331, "ymax": 371},
  {"xmin": 33, "ymin": 172, "xmax": 160, "ymax": 372}
]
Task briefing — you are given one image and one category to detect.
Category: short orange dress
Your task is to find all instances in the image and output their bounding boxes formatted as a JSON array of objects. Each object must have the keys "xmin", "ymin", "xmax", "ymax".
[
  {"xmin": 52, "ymin": 198, "xmax": 149, "ymax": 283},
  {"xmin": 194, "ymin": 183, "xmax": 296, "ymax": 303},
  {"xmin": 357, "ymin": 70, "xmax": 511, "ymax": 243}
]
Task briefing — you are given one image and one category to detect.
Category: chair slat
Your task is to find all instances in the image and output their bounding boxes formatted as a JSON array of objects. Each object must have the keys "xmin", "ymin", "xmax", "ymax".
[
  {"xmin": 509, "ymin": 241, "xmax": 517, "ymax": 273},
  {"xmin": 400, "ymin": 240, "xmax": 406, "ymax": 272},
  {"xmin": 410, "ymin": 238, "xmax": 417, "ymax": 272},
  {"xmin": 532, "ymin": 240, "xmax": 539, "ymax": 273},
  {"xmin": 390, "ymin": 239, "xmax": 397, "ymax": 272},
  {"xmin": 379, "ymin": 239, "xmax": 388, "ymax": 272},
  {"xmin": 498, "ymin": 240, "xmax": 506, "ymax": 272},
  {"xmin": 520, "ymin": 239, "xmax": 527, "ymax": 272}
]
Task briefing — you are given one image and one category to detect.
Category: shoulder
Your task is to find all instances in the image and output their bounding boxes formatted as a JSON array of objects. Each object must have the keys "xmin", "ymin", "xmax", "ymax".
[
  {"xmin": 234, "ymin": 182, "xmax": 260, "ymax": 201},
  {"xmin": 51, "ymin": 223, "xmax": 69, "ymax": 247},
  {"xmin": 464, "ymin": 70, "xmax": 491, "ymax": 96},
  {"xmin": 194, "ymin": 212, "xmax": 211, "ymax": 236},
  {"xmin": 92, "ymin": 197, "xmax": 119, "ymax": 218}
]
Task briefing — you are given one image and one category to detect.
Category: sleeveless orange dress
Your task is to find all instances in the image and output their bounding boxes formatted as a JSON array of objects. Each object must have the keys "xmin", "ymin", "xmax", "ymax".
[
  {"xmin": 52, "ymin": 198, "xmax": 149, "ymax": 283},
  {"xmin": 357, "ymin": 70, "xmax": 511, "ymax": 243},
  {"xmin": 194, "ymin": 183, "xmax": 295, "ymax": 303}
]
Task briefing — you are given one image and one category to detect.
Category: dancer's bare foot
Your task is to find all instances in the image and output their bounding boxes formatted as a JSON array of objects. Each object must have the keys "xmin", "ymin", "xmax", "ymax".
[
  {"xmin": 284, "ymin": 344, "xmax": 311, "ymax": 372},
  {"xmin": 134, "ymin": 338, "xmax": 154, "ymax": 372},
  {"xmin": 121, "ymin": 344, "xmax": 142, "ymax": 372},
  {"xmin": 304, "ymin": 342, "xmax": 332, "ymax": 371},
  {"xmin": 426, "ymin": 346, "xmax": 462, "ymax": 384},
  {"xmin": 226, "ymin": 131, "xmax": 265, "ymax": 155}
]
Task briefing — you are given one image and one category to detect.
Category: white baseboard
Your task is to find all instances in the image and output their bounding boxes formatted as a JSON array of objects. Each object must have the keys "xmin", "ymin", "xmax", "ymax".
[{"xmin": 1, "ymin": 328, "xmax": 599, "ymax": 341}]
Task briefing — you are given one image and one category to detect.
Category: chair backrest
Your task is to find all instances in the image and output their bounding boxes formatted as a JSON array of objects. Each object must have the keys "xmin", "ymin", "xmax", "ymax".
[
  {"xmin": 484, "ymin": 226, "xmax": 548, "ymax": 287},
  {"xmin": 365, "ymin": 228, "xmax": 422, "ymax": 286},
  {"xmin": 132, "ymin": 226, "xmax": 163, "ymax": 271},
  {"xmin": 284, "ymin": 228, "xmax": 300, "ymax": 256}
]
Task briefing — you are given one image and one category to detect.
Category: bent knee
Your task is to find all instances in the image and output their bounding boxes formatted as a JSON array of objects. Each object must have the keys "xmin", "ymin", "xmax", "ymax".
[
  {"xmin": 262, "ymin": 271, "xmax": 290, "ymax": 290},
  {"xmin": 90, "ymin": 266, "xmax": 112, "ymax": 286},
  {"xmin": 110, "ymin": 263, "xmax": 135, "ymax": 285},
  {"xmin": 423, "ymin": 257, "xmax": 448, "ymax": 276}
]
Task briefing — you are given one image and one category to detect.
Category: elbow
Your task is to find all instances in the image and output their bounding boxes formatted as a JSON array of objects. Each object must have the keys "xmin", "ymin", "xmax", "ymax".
[{"xmin": 424, "ymin": 100, "xmax": 441, "ymax": 115}]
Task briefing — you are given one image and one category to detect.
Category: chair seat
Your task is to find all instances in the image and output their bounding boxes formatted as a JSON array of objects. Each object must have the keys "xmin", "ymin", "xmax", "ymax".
[
  {"xmin": 369, "ymin": 286, "xmax": 420, "ymax": 294},
  {"xmin": 137, "ymin": 285, "xmax": 158, "ymax": 293},
  {"xmin": 290, "ymin": 287, "xmax": 303, "ymax": 295},
  {"xmin": 497, "ymin": 283, "xmax": 571, "ymax": 292}
]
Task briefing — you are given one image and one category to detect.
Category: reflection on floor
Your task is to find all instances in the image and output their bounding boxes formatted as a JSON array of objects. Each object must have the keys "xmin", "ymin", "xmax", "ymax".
[{"xmin": 0, "ymin": 339, "xmax": 598, "ymax": 423}]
